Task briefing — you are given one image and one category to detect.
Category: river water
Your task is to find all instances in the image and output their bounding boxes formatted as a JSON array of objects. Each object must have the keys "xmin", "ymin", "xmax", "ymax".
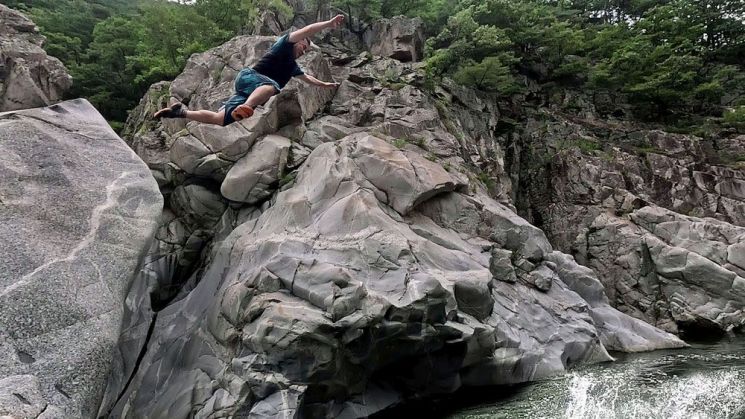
[{"xmin": 445, "ymin": 337, "xmax": 745, "ymax": 419}]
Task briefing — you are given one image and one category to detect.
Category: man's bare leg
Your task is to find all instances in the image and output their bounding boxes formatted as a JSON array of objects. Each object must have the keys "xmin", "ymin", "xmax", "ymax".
[
  {"xmin": 154, "ymin": 103, "xmax": 225, "ymax": 126},
  {"xmin": 184, "ymin": 109, "xmax": 225, "ymax": 125},
  {"xmin": 246, "ymin": 85, "xmax": 277, "ymax": 107}
]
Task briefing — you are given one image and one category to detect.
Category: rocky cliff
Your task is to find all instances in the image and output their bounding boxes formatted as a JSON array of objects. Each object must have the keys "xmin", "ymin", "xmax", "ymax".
[
  {"xmin": 510, "ymin": 110, "xmax": 745, "ymax": 335},
  {"xmin": 2, "ymin": 4, "xmax": 742, "ymax": 418},
  {"xmin": 0, "ymin": 4, "xmax": 72, "ymax": 112},
  {"xmin": 101, "ymin": 18, "xmax": 691, "ymax": 418}
]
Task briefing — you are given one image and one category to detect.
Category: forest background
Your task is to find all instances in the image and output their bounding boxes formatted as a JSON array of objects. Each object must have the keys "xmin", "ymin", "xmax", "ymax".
[{"xmin": 5, "ymin": 0, "xmax": 744, "ymax": 132}]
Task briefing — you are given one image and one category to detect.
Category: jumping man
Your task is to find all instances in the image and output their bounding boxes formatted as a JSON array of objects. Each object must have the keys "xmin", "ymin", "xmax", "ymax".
[{"xmin": 153, "ymin": 14, "xmax": 345, "ymax": 126}]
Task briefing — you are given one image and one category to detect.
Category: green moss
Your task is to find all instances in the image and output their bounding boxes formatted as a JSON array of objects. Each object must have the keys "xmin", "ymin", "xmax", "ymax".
[
  {"xmin": 477, "ymin": 171, "xmax": 496, "ymax": 189},
  {"xmin": 634, "ymin": 146, "xmax": 666, "ymax": 155},
  {"xmin": 279, "ymin": 171, "xmax": 296, "ymax": 187},
  {"xmin": 575, "ymin": 139, "xmax": 601, "ymax": 153},
  {"xmin": 720, "ymin": 151, "xmax": 745, "ymax": 169},
  {"xmin": 393, "ymin": 138, "xmax": 407, "ymax": 149}
]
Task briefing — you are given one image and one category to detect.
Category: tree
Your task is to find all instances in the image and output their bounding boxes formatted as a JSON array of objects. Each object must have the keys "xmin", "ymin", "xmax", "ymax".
[
  {"xmin": 194, "ymin": 0, "xmax": 292, "ymax": 35},
  {"xmin": 72, "ymin": 16, "xmax": 144, "ymax": 122}
]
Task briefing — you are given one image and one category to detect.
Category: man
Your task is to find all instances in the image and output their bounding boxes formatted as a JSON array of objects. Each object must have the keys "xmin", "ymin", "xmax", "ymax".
[{"xmin": 153, "ymin": 14, "xmax": 344, "ymax": 126}]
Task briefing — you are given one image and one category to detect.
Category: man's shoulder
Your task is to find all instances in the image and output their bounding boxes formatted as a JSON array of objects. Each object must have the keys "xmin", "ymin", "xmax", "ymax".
[{"xmin": 272, "ymin": 34, "xmax": 292, "ymax": 51}]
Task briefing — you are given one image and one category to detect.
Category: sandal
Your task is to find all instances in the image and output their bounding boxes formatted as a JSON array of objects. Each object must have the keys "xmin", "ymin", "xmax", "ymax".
[
  {"xmin": 153, "ymin": 102, "xmax": 186, "ymax": 119},
  {"xmin": 231, "ymin": 104, "xmax": 254, "ymax": 121}
]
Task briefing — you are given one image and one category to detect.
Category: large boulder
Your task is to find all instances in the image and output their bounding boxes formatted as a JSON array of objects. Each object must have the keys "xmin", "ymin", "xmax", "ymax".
[
  {"xmin": 0, "ymin": 99, "xmax": 162, "ymax": 417},
  {"xmin": 0, "ymin": 4, "xmax": 72, "ymax": 111},
  {"xmin": 221, "ymin": 134, "xmax": 292, "ymax": 204}
]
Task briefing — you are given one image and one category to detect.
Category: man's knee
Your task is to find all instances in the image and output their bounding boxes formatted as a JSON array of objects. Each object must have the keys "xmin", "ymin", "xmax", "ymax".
[{"xmin": 256, "ymin": 84, "xmax": 277, "ymax": 95}]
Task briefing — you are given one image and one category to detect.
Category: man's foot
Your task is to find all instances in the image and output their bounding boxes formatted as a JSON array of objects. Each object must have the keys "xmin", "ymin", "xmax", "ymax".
[
  {"xmin": 153, "ymin": 102, "xmax": 187, "ymax": 119},
  {"xmin": 231, "ymin": 104, "xmax": 254, "ymax": 121}
]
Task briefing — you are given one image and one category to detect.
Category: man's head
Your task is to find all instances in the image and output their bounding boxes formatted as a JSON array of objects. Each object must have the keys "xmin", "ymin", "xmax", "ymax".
[{"xmin": 293, "ymin": 38, "xmax": 311, "ymax": 58}]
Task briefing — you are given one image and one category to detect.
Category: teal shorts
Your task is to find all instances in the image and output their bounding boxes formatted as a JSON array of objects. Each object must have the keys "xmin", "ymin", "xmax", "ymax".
[{"xmin": 222, "ymin": 68, "xmax": 280, "ymax": 125}]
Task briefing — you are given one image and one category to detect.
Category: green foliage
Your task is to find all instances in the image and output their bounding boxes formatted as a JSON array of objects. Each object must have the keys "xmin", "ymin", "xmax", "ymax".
[
  {"xmin": 422, "ymin": 0, "xmax": 744, "ymax": 117},
  {"xmin": 476, "ymin": 171, "xmax": 496, "ymax": 189},
  {"xmin": 194, "ymin": 0, "xmax": 292, "ymax": 35},
  {"xmin": 16, "ymin": 0, "xmax": 745, "ymax": 126},
  {"xmin": 723, "ymin": 106, "xmax": 745, "ymax": 124},
  {"xmin": 453, "ymin": 55, "xmax": 521, "ymax": 94},
  {"xmin": 15, "ymin": 0, "xmax": 137, "ymax": 65},
  {"xmin": 393, "ymin": 138, "xmax": 407, "ymax": 149},
  {"xmin": 425, "ymin": 1, "xmax": 591, "ymax": 96},
  {"xmin": 19, "ymin": 0, "xmax": 274, "ymax": 124},
  {"xmin": 721, "ymin": 106, "xmax": 745, "ymax": 134}
]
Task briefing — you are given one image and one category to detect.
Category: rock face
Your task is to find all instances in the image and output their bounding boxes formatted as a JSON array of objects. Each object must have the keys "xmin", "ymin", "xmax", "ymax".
[
  {"xmin": 363, "ymin": 16, "xmax": 425, "ymax": 62},
  {"xmin": 105, "ymin": 30, "xmax": 685, "ymax": 418},
  {"xmin": 0, "ymin": 99, "xmax": 162, "ymax": 417},
  {"xmin": 512, "ymin": 111, "xmax": 745, "ymax": 334},
  {"xmin": 0, "ymin": 4, "xmax": 72, "ymax": 111}
]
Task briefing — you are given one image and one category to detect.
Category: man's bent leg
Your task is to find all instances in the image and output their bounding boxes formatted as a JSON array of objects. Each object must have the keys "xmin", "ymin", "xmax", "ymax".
[
  {"xmin": 231, "ymin": 85, "xmax": 277, "ymax": 122},
  {"xmin": 245, "ymin": 84, "xmax": 277, "ymax": 108}
]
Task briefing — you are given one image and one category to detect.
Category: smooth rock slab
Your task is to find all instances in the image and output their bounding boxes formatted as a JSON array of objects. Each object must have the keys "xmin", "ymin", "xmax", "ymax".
[
  {"xmin": 221, "ymin": 134, "xmax": 291, "ymax": 203},
  {"xmin": 0, "ymin": 99, "xmax": 162, "ymax": 417}
]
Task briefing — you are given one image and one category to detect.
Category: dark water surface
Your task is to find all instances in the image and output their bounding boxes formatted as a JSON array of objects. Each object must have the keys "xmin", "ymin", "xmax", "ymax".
[{"xmin": 446, "ymin": 337, "xmax": 745, "ymax": 419}]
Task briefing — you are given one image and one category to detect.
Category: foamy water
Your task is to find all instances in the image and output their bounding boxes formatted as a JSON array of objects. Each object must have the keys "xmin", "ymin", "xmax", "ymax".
[
  {"xmin": 448, "ymin": 338, "xmax": 745, "ymax": 419},
  {"xmin": 563, "ymin": 370, "xmax": 745, "ymax": 419}
]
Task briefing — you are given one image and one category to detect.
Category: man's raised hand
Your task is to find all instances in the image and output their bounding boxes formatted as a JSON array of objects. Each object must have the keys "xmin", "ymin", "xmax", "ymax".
[{"xmin": 328, "ymin": 14, "xmax": 345, "ymax": 29}]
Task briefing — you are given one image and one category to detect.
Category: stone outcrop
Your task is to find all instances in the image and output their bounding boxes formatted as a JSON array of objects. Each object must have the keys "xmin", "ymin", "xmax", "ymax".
[
  {"xmin": 511, "ymin": 110, "xmax": 745, "ymax": 335},
  {"xmin": 0, "ymin": 4, "xmax": 72, "ymax": 111},
  {"xmin": 0, "ymin": 99, "xmax": 162, "ymax": 417},
  {"xmin": 104, "ymin": 31, "xmax": 685, "ymax": 418},
  {"xmin": 363, "ymin": 16, "xmax": 425, "ymax": 62},
  {"xmin": 574, "ymin": 206, "xmax": 745, "ymax": 335}
]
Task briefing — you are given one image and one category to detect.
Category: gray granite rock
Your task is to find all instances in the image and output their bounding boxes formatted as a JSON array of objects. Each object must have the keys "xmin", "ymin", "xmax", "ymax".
[
  {"xmin": 489, "ymin": 248, "xmax": 517, "ymax": 283},
  {"xmin": 221, "ymin": 134, "xmax": 291, "ymax": 203},
  {"xmin": 0, "ymin": 99, "xmax": 162, "ymax": 417},
  {"xmin": 106, "ymin": 26, "xmax": 693, "ymax": 419},
  {"xmin": 108, "ymin": 133, "xmax": 683, "ymax": 418},
  {"xmin": 512, "ymin": 113, "xmax": 745, "ymax": 335},
  {"xmin": 573, "ymin": 206, "xmax": 745, "ymax": 335},
  {"xmin": 363, "ymin": 16, "xmax": 425, "ymax": 62},
  {"xmin": 0, "ymin": 5, "xmax": 72, "ymax": 111}
]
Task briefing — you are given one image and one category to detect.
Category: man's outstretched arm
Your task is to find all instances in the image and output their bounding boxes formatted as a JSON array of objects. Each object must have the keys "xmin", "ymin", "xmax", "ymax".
[
  {"xmin": 288, "ymin": 14, "xmax": 345, "ymax": 43},
  {"xmin": 298, "ymin": 74, "xmax": 339, "ymax": 88}
]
